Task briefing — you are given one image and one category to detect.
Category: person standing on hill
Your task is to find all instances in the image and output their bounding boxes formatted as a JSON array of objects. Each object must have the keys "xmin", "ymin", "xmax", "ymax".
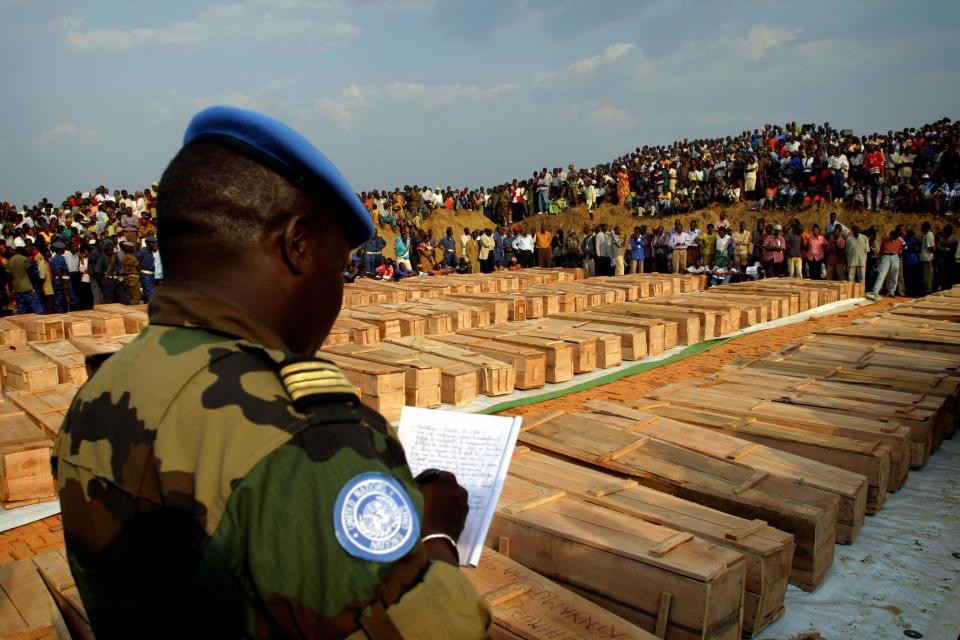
[
  {"xmin": 7, "ymin": 246, "xmax": 45, "ymax": 314},
  {"xmin": 733, "ymin": 220, "xmax": 751, "ymax": 268},
  {"xmin": 668, "ymin": 219, "xmax": 691, "ymax": 274},
  {"xmin": 535, "ymin": 224, "xmax": 552, "ymax": 268},
  {"xmin": 919, "ymin": 221, "xmax": 935, "ymax": 294},
  {"xmin": 439, "ymin": 227, "xmax": 456, "ymax": 268},
  {"xmin": 478, "ymin": 228, "xmax": 495, "ymax": 273},
  {"xmin": 785, "ymin": 223, "xmax": 804, "ymax": 278},
  {"xmin": 868, "ymin": 228, "xmax": 904, "ymax": 299},
  {"xmin": 844, "ymin": 224, "xmax": 870, "ymax": 283},
  {"xmin": 806, "ymin": 224, "xmax": 827, "ymax": 280}
]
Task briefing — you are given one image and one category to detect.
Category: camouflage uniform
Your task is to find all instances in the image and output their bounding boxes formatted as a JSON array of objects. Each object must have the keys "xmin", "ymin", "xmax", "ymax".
[
  {"xmin": 121, "ymin": 251, "xmax": 142, "ymax": 304},
  {"xmin": 53, "ymin": 286, "xmax": 490, "ymax": 639}
]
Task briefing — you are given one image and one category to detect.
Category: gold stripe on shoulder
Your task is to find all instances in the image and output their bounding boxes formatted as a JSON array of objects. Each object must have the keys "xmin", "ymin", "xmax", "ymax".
[
  {"xmin": 279, "ymin": 360, "xmax": 357, "ymax": 404},
  {"xmin": 281, "ymin": 361, "xmax": 341, "ymax": 377}
]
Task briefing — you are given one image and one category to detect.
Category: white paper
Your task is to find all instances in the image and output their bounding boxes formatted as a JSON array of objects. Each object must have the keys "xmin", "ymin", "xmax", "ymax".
[{"xmin": 397, "ymin": 406, "xmax": 522, "ymax": 566}]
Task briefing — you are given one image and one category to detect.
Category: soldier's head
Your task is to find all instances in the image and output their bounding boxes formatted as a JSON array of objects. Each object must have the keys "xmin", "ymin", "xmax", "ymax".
[{"xmin": 158, "ymin": 106, "xmax": 372, "ymax": 354}]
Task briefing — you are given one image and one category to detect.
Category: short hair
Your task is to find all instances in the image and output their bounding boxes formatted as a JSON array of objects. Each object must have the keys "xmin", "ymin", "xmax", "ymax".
[{"xmin": 156, "ymin": 140, "xmax": 320, "ymax": 281}]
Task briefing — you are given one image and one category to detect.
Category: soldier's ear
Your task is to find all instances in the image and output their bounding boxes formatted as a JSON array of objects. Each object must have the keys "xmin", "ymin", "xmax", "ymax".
[{"xmin": 278, "ymin": 214, "xmax": 311, "ymax": 275}]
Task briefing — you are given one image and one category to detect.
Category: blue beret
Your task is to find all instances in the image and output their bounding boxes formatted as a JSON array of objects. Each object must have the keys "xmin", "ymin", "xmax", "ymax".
[{"xmin": 183, "ymin": 106, "xmax": 374, "ymax": 248}]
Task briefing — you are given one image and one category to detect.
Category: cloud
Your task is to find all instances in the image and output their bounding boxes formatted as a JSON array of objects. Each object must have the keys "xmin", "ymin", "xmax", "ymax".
[
  {"xmin": 149, "ymin": 78, "xmax": 303, "ymax": 123},
  {"xmin": 56, "ymin": 1, "xmax": 359, "ymax": 51},
  {"xmin": 567, "ymin": 42, "xmax": 635, "ymax": 74},
  {"xmin": 38, "ymin": 123, "xmax": 99, "ymax": 141},
  {"xmin": 590, "ymin": 103, "xmax": 636, "ymax": 128},
  {"xmin": 735, "ymin": 23, "xmax": 802, "ymax": 61}
]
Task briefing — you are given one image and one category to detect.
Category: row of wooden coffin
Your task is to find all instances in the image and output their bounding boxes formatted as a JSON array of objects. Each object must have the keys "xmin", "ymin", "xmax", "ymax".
[
  {"xmin": 485, "ymin": 294, "xmax": 959, "ymax": 639},
  {"xmin": 321, "ymin": 279, "xmax": 863, "ymax": 422},
  {"xmin": 0, "ymin": 277, "xmax": 861, "ymax": 510},
  {"xmin": 340, "ymin": 267, "xmax": 682, "ymax": 307},
  {"xmin": 2, "ymin": 545, "xmax": 664, "ymax": 640}
]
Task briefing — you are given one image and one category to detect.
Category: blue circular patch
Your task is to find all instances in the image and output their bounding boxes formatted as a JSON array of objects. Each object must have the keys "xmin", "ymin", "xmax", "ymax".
[{"xmin": 334, "ymin": 471, "xmax": 419, "ymax": 563}]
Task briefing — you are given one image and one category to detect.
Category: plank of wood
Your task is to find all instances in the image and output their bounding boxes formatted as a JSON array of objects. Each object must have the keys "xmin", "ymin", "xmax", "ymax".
[
  {"xmin": 463, "ymin": 548, "xmax": 657, "ymax": 640},
  {"xmin": 0, "ymin": 558, "xmax": 57, "ymax": 640}
]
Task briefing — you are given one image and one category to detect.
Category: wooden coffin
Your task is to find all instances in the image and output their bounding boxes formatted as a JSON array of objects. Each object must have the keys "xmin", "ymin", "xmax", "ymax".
[
  {"xmin": 32, "ymin": 549, "xmax": 95, "ymax": 640},
  {"xmin": 518, "ymin": 410, "xmax": 838, "ymax": 592},
  {"xmin": 525, "ymin": 322, "xmax": 623, "ymax": 369},
  {"xmin": 322, "ymin": 343, "xmax": 442, "ymax": 408},
  {"xmin": 458, "ymin": 329, "xmax": 574, "ymax": 384},
  {"xmin": 29, "ymin": 340, "xmax": 88, "ymax": 386},
  {"xmin": 554, "ymin": 312, "xmax": 671, "ymax": 355},
  {"xmin": 0, "ymin": 558, "xmax": 66, "ymax": 640},
  {"xmin": 508, "ymin": 450, "xmax": 794, "ymax": 637},
  {"xmin": 7, "ymin": 385, "xmax": 78, "ymax": 436},
  {"xmin": 464, "ymin": 547, "xmax": 657, "ymax": 640},
  {"xmin": 316, "ymin": 352, "xmax": 405, "ymax": 422},
  {"xmin": 489, "ymin": 475, "xmax": 747, "ymax": 640},
  {"xmin": 586, "ymin": 400, "xmax": 869, "ymax": 541},
  {"xmin": 0, "ymin": 319, "xmax": 27, "ymax": 346},
  {"xmin": 0, "ymin": 351, "xmax": 59, "ymax": 391},
  {"xmin": 387, "ymin": 336, "xmax": 515, "ymax": 398},
  {"xmin": 339, "ymin": 310, "xmax": 404, "ymax": 340},
  {"xmin": 701, "ymin": 365, "xmax": 936, "ymax": 470},
  {"xmin": 651, "ymin": 380, "xmax": 913, "ymax": 492},
  {"xmin": 430, "ymin": 334, "xmax": 546, "ymax": 390},
  {"xmin": 625, "ymin": 394, "xmax": 891, "ymax": 515},
  {"xmin": 0, "ymin": 405, "xmax": 55, "ymax": 507},
  {"xmin": 596, "ymin": 304, "xmax": 702, "ymax": 345},
  {"xmin": 9, "ymin": 315, "xmax": 65, "ymax": 342},
  {"xmin": 71, "ymin": 310, "xmax": 126, "ymax": 337}
]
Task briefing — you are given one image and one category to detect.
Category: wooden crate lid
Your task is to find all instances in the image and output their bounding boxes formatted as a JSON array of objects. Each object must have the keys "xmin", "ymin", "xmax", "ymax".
[
  {"xmin": 510, "ymin": 449, "xmax": 792, "ymax": 555},
  {"xmin": 464, "ymin": 547, "xmax": 657, "ymax": 640},
  {"xmin": 0, "ymin": 351, "xmax": 57, "ymax": 373},
  {"xmin": 497, "ymin": 475, "xmax": 743, "ymax": 581},
  {"xmin": 0, "ymin": 412, "xmax": 52, "ymax": 452}
]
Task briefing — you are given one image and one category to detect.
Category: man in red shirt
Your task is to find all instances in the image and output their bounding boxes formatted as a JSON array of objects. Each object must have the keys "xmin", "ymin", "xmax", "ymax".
[
  {"xmin": 863, "ymin": 143, "xmax": 886, "ymax": 211},
  {"xmin": 868, "ymin": 229, "xmax": 904, "ymax": 299}
]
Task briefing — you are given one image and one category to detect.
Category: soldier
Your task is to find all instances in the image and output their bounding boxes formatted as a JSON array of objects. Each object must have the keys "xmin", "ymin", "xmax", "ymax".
[
  {"xmin": 50, "ymin": 241, "xmax": 78, "ymax": 312},
  {"xmin": 363, "ymin": 231, "xmax": 386, "ymax": 275},
  {"xmin": 120, "ymin": 240, "xmax": 142, "ymax": 304},
  {"xmin": 135, "ymin": 236, "xmax": 161, "ymax": 302},
  {"xmin": 52, "ymin": 106, "xmax": 490, "ymax": 638}
]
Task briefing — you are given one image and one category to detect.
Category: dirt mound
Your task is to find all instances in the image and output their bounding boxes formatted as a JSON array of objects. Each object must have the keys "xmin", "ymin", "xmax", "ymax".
[{"xmin": 374, "ymin": 207, "xmax": 494, "ymax": 259}]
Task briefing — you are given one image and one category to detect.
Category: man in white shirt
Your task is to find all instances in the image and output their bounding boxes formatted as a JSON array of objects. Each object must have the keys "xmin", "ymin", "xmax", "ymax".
[
  {"xmin": 920, "ymin": 221, "xmax": 935, "ymax": 294},
  {"xmin": 594, "ymin": 223, "xmax": 613, "ymax": 276},
  {"xmin": 513, "ymin": 229, "xmax": 535, "ymax": 267},
  {"xmin": 828, "ymin": 148, "xmax": 850, "ymax": 202},
  {"xmin": 668, "ymin": 219, "xmax": 692, "ymax": 274}
]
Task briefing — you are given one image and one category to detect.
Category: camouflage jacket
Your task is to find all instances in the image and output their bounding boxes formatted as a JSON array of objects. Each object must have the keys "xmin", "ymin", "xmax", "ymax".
[{"xmin": 52, "ymin": 286, "xmax": 490, "ymax": 639}]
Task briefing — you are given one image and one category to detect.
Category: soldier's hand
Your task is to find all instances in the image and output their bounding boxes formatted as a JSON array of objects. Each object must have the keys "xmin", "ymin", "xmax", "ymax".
[{"xmin": 416, "ymin": 469, "xmax": 469, "ymax": 564}]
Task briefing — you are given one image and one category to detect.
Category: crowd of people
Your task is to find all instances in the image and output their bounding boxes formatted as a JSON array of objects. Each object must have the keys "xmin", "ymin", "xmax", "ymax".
[
  {"xmin": 0, "ymin": 187, "xmax": 161, "ymax": 315},
  {"xmin": 357, "ymin": 117, "xmax": 960, "ymax": 229},
  {"xmin": 3, "ymin": 117, "xmax": 959, "ymax": 314},
  {"xmin": 354, "ymin": 209, "xmax": 957, "ymax": 298}
]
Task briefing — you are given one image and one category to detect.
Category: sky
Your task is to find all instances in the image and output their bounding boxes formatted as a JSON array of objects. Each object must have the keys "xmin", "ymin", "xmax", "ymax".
[{"xmin": 1, "ymin": 0, "xmax": 958, "ymax": 204}]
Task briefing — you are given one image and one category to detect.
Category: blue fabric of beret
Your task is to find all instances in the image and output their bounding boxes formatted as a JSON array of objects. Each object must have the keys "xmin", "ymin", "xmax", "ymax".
[{"xmin": 183, "ymin": 105, "xmax": 374, "ymax": 248}]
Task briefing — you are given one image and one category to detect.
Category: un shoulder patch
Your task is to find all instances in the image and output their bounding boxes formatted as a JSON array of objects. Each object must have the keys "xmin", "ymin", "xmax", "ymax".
[{"xmin": 334, "ymin": 472, "xmax": 419, "ymax": 563}]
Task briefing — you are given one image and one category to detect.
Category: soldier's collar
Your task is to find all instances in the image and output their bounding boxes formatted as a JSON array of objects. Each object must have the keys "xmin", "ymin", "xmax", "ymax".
[{"xmin": 148, "ymin": 285, "xmax": 288, "ymax": 351}]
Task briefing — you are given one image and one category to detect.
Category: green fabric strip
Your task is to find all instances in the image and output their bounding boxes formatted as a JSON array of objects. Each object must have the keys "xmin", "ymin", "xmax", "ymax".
[{"xmin": 479, "ymin": 337, "xmax": 729, "ymax": 415}]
